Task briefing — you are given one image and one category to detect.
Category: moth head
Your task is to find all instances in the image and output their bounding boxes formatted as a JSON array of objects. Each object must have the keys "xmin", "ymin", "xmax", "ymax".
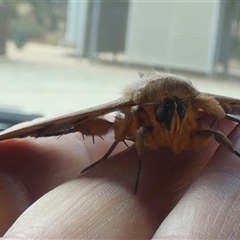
[{"xmin": 155, "ymin": 96, "xmax": 187, "ymax": 132}]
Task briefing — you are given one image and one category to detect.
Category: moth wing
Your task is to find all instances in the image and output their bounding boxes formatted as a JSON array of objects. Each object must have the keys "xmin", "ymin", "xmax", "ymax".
[
  {"xmin": 0, "ymin": 98, "xmax": 134, "ymax": 141},
  {"xmin": 203, "ymin": 93, "xmax": 240, "ymax": 122}
]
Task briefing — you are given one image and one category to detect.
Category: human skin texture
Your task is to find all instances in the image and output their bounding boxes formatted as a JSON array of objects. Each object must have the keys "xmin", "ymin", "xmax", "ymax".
[{"xmin": 0, "ymin": 116, "xmax": 239, "ymax": 239}]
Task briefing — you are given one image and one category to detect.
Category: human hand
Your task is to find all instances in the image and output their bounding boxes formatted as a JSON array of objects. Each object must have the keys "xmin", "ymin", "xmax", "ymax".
[{"xmin": 0, "ymin": 117, "xmax": 240, "ymax": 239}]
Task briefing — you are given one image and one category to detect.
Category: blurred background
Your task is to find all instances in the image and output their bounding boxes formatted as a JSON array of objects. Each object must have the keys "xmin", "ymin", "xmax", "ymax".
[{"xmin": 0, "ymin": 1, "xmax": 240, "ymax": 128}]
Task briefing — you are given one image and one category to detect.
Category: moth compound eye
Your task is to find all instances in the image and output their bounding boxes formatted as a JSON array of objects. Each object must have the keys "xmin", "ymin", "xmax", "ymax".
[
  {"xmin": 155, "ymin": 103, "xmax": 174, "ymax": 131},
  {"xmin": 155, "ymin": 105, "xmax": 165, "ymax": 123},
  {"xmin": 177, "ymin": 102, "xmax": 186, "ymax": 120}
]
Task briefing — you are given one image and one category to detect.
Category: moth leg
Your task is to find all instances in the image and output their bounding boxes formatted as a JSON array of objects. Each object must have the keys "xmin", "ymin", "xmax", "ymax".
[
  {"xmin": 192, "ymin": 94, "xmax": 226, "ymax": 119},
  {"xmin": 123, "ymin": 140, "xmax": 130, "ymax": 148},
  {"xmin": 134, "ymin": 126, "xmax": 152, "ymax": 194},
  {"xmin": 70, "ymin": 118, "xmax": 113, "ymax": 137},
  {"xmin": 210, "ymin": 129, "xmax": 240, "ymax": 157},
  {"xmin": 193, "ymin": 129, "xmax": 240, "ymax": 157},
  {"xmin": 81, "ymin": 141, "xmax": 119, "ymax": 173}
]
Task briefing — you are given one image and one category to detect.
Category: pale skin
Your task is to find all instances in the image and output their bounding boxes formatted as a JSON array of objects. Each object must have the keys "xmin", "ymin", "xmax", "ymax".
[{"xmin": 0, "ymin": 116, "xmax": 240, "ymax": 239}]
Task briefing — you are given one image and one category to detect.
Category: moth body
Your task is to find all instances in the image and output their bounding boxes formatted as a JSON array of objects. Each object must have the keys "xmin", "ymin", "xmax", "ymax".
[{"xmin": 113, "ymin": 72, "xmax": 226, "ymax": 155}]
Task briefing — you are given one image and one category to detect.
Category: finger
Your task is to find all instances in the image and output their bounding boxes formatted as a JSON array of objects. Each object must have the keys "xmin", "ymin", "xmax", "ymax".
[
  {"xmin": 3, "ymin": 120, "xmax": 237, "ymax": 238},
  {"xmin": 0, "ymin": 131, "xmax": 125, "ymax": 235},
  {"xmin": 0, "ymin": 146, "xmax": 226, "ymax": 239},
  {"xmin": 0, "ymin": 130, "xmax": 127, "ymax": 196},
  {"xmin": 154, "ymin": 124, "xmax": 240, "ymax": 239}
]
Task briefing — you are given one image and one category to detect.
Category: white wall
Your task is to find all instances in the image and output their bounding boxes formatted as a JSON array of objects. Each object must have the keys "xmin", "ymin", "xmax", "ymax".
[{"xmin": 125, "ymin": 1, "xmax": 221, "ymax": 74}]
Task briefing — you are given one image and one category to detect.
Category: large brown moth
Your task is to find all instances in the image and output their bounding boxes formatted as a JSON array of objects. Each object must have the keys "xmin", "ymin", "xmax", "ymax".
[{"xmin": 0, "ymin": 71, "xmax": 239, "ymax": 193}]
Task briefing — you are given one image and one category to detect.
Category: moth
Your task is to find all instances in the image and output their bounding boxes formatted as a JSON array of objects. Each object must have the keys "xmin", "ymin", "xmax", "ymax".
[{"xmin": 0, "ymin": 71, "xmax": 239, "ymax": 193}]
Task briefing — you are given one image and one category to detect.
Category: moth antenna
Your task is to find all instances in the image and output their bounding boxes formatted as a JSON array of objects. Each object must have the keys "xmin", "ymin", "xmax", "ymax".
[
  {"xmin": 92, "ymin": 136, "xmax": 95, "ymax": 144},
  {"xmin": 99, "ymin": 136, "xmax": 104, "ymax": 140},
  {"xmin": 81, "ymin": 141, "xmax": 119, "ymax": 174},
  {"xmin": 234, "ymin": 150, "xmax": 240, "ymax": 157},
  {"xmin": 197, "ymin": 129, "xmax": 240, "ymax": 158}
]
